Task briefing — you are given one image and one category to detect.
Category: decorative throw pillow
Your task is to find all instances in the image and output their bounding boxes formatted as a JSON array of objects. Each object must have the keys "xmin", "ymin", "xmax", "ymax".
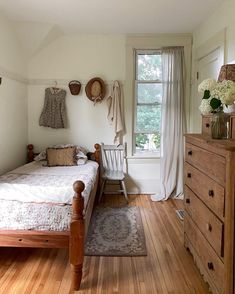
[
  {"xmin": 46, "ymin": 146, "xmax": 77, "ymax": 167},
  {"xmin": 35, "ymin": 144, "xmax": 88, "ymax": 164}
]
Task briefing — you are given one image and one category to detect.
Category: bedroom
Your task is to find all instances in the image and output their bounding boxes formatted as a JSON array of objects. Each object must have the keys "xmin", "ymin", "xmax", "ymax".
[{"xmin": 0, "ymin": 0, "xmax": 234, "ymax": 293}]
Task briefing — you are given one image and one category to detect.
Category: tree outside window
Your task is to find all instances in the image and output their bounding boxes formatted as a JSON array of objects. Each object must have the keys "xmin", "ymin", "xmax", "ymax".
[{"xmin": 134, "ymin": 50, "xmax": 162, "ymax": 155}]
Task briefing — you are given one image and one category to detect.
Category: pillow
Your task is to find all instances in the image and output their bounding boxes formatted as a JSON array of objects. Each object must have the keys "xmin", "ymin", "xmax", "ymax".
[
  {"xmin": 77, "ymin": 157, "xmax": 88, "ymax": 165},
  {"xmin": 34, "ymin": 144, "xmax": 88, "ymax": 164},
  {"xmin": 46, "ymin": 146, "xmax": 77, "ymax": 167},
  {"xmin": 34, "ymin": 150, "xmax": 46, "ymax": 161},
  {"xmin": 76, "ymin": 150, "xmax": 88, "ymax": 165}
]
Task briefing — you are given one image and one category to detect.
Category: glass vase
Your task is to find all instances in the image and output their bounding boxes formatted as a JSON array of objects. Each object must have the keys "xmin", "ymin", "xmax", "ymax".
[{"xmin": 211, "ymin": 111, "xmax": 229, "ymax": 139}]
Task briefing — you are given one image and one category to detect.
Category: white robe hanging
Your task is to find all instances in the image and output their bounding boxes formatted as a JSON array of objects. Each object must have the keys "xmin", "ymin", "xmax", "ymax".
[{"xmin": 107, "ymin": 80, "xmax": 125, "ymax": 144}]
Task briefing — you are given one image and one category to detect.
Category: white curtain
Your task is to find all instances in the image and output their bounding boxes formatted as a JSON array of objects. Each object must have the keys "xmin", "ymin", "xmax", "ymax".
[{"xmin": 151, "ymin": 47, "xmax": 186, "ymax": 201}]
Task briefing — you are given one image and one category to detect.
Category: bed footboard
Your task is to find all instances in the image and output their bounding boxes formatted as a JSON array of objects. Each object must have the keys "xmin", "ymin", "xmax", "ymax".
[
  {"xmin": 70, "ymin": 180, "xmax": 85, "ymax": 290},
  {"xmin": 12, "ymin": 143, "xmax": 101, "ymax": 290}
]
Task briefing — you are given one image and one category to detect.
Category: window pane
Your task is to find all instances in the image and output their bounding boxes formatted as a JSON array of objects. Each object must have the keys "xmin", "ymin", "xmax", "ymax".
[
  {"xmin": 135, "ymin": 133, "xmax": 161, "ymax": 152},
  {"xmin": 136, "ymin": 105, "xmax": 161, "ymax": 132},
  {"xmin": 137, "ymin": 54, "xmax": 162, "ymax": 80},
  {"xmin": 137, "ymin": 83, "xmax": 162, "ymax": 104}
]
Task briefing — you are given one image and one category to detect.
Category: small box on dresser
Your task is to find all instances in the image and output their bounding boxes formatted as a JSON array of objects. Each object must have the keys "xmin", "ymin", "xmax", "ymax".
[{"xmin": 184, "ymin": 134, "xmax": 235, "ymax": 294}]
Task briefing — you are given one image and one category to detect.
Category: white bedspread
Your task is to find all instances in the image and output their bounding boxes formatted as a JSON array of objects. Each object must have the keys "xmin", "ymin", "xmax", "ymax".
[
  {"xmin": 0, "ymin": 160, "xmax": 98, "ymax": 206},
  {"xmin": 0, "ymin": 199, "xmax": 72, "ymax": 231}
]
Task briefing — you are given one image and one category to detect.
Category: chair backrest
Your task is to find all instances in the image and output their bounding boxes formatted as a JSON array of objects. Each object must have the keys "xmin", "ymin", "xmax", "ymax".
[{"xmin": 100, "ymin": 143, "xmax": 126, "ymax": 172}]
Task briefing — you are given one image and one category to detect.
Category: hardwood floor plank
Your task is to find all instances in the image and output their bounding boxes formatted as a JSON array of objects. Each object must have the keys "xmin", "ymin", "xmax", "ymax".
[
  {"xmin": 10, "ymin": 250, "xmax": 43, "ymax": 294},
  {"xmin": 0, "ymin": 195, "xmax": 210, "ymax": 293},
  {"xmin": 30, "ymin": 249, "xmax": 58, "ymax": 294}
]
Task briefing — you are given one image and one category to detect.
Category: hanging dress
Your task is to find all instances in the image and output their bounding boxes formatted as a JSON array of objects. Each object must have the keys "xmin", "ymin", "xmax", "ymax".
[{"xmin": 39, "ymin": 87, "xmax": 67, "ymax": 129}]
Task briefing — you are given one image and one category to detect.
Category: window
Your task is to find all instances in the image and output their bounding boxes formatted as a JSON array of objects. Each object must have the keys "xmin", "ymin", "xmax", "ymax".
[{"xmin": 134, "ymin": 50, "xmax": 162, "ymax": 156}]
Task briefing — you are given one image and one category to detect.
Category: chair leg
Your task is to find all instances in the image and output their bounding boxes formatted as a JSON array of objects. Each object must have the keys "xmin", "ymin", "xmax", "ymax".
[
  {"xmin": 121, "ymin": 180, "xmax": 128, "ymax": 203},
  {"xmin": 119, "ymin": 180, "xmax": 123, "ymax": 194},
  {"xmin": 99, "ymin": 179, "xmax": 106, "ymax": 203}
]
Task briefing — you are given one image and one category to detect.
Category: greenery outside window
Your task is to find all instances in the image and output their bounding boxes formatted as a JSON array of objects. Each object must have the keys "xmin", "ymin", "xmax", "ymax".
[{"xmin": 134, "ymin": 50, "xmax": 162, "ymax": 156}]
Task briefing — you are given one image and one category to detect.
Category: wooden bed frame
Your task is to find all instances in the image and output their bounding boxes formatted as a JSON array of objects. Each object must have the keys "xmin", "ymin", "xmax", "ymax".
[{"xmin": 0, "ymin": 143, "xmax": 101, "ymax": 291}]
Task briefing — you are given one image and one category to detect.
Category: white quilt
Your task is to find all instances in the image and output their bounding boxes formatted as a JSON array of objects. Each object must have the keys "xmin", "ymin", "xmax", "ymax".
[
  {"xmin": 0, "ymin": 160, "xmax": 98, "ymax": 206},
  {"xmin": 0, "ymin": 160, "xmax": 98, "ymax": 231}
]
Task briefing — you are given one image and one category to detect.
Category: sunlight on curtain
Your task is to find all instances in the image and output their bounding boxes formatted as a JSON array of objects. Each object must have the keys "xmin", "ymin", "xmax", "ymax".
[{"xmin": 151, "ymin": 46, "xmax": 186, "ymax": 201}]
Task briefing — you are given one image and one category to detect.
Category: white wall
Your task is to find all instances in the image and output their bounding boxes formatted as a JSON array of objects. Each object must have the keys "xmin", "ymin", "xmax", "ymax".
[
  {"xmin": 27, "ymin": 35, "xmax": 125, "ymax": 151},
  {"xmin": 28, "ymin": 35, "xmax": 125, "ymax": 80},
  {"xmin": 191, "ymin": 0, "xmax": 235, "ymax": 132},
  {"xmin": 0, "ymin": 12, "xmax": 193, "ymax": 194},
  {"xmin": 193, "ymin": 0, "xmax": 235, "ymax": 63},
  {"xmin": 0, "ymin": 12, "xmax": 28, "ymax": 174},
  {"xmin": 1, "ymin": 3, "xmax": 231, "ymax": 192},
  {"xmin": 27, "ymin": 84, "xmax": 117, "ymax": 151},
  {"xmin": 0, "ymin": 12, "xmax": 27, "ymax": 76},
  {"xmin": 27, "ymin": 33, "xmax": 191, "ymax": 194}
]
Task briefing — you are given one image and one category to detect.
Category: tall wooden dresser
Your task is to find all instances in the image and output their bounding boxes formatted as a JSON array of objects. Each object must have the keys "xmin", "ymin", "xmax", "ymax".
[{"xmin": 184, "ymin": 134, "xmax": 235, "ymax": 294}]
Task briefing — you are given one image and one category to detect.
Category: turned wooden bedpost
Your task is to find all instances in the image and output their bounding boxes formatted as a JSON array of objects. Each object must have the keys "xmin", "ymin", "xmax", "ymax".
[
  {"xmin": 27, "ymin": 144, "xmax": 34, "ymax": 163},
  {"xmin": 70, "ymin": 180, "xmax": 85, "ymax": 291},
  {"xmin": 94, "ymin": 144, "xmax": 101, "ymax": 200},
  {"xmin": 94, "ymin": 143, "xmax": 101, "ymax": 164}
]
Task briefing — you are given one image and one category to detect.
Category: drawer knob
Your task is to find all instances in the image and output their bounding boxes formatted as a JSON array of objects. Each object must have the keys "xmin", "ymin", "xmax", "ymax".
[
  {"xmin": 187, "ymin": 173, "xmax": 191, "ymax": 178},
  {"xmin": 205, "ymin": 123, "xmax": 210, "ymax": 128},
  {"xmin": 185, "ymin": 198, "xmax": 190, "ymax": 204},
  {"xmin": 187, "ymin": 150, "xmax": 193, "ymax": 156},
  {"xmin": 208, "ymin": 190, "xmax": 214, "ymax": 197},
  {"xmin": 206, "ymin": 223, "xmax": 212, "ymax": 232},
  {"xmin": 207, "ymin": 262, "xmax": 214, "ymax": 270}
]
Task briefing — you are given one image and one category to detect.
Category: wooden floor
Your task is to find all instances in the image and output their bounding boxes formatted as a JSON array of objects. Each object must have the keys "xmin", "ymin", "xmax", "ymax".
[{"xmin": 0, "ymin": 195, "xmax": 210, "ymax": 294}]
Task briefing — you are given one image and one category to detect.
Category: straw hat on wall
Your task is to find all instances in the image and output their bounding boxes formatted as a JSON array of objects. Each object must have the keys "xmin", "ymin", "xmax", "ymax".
[{"xmin": 85, "ymin": 77, "xmax": 106, "ymax": 104}]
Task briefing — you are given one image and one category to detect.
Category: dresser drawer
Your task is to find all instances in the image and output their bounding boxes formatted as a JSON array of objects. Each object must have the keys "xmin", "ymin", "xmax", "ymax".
[
  {"xmin": 185, "ymin": 143, "xmax": 226, "ymax": 185},
  {"xmin": 185, "ymin": 214, "xmax": 224, "ymax": 293},
  {"xmin": 185, "ymin": 163, "xmax": 225, "ymax": 220},
  {"xmin": 184, "ymin": 186, "xmax": 224, "ymax": 258},
  {"xmin": 202, "ymin": 115, "xmax": 212, "ymax": 136}
]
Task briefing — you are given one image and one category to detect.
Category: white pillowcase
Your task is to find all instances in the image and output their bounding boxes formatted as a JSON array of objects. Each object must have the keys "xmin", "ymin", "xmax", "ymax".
[{"xmin": 34, "ymin": 150, "xmax": 47, "ymax": 162}]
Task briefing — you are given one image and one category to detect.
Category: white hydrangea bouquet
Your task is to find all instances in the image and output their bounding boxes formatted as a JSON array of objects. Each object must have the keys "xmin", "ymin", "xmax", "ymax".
[{"xmin": 198, "ymin": 78, "xmax": 235, "ymax": 115}]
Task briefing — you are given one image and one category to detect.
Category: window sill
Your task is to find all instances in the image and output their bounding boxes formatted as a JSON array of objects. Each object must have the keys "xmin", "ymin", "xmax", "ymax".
[{"xmin": 127, "ymin": 154, "xmax": 160, "ymax": 160}]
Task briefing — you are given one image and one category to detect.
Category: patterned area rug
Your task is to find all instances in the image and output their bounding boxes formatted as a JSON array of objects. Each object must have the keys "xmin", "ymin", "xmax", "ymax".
[{"xmin": 85, "ymin": 206, "xmax": 147, "ymax": 256}]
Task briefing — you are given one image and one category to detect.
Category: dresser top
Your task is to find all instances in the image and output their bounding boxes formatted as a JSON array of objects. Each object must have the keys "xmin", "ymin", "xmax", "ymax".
[{"xmin": 185, "ymin": 133, "xmax": 235, "ymax": 151}]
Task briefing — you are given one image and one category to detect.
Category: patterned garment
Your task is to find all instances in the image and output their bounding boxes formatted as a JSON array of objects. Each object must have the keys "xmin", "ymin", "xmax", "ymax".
[{"xmin": 39, "ymin": 87, "xmax": 67, "ymax": 128}]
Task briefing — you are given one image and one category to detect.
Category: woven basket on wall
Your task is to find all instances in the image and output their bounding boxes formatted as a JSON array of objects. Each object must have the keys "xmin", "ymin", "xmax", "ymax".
[{"xmin": 68, "ymin": 80, "xmax": 81, "ymax": 95}]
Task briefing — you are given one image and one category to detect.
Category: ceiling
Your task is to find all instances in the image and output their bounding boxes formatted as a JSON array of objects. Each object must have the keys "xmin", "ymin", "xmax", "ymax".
[{"xmin": 0, "ymin": 0, "xmax": 224, "ymax": 34}]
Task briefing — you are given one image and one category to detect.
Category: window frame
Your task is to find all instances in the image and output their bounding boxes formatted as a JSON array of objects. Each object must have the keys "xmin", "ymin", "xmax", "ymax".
[{"xmin": 133, "ymin": 49, "xmax": 162, "ymax": 156}]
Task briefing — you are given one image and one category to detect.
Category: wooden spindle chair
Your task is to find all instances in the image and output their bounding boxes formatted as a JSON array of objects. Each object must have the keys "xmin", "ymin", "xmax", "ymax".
[{"xmin": 98, "ymin": 143, "xmax": 128, "ymax": 203}]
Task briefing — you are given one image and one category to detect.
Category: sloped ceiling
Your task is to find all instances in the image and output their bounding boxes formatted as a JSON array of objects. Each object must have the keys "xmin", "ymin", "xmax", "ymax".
[
  {"xmin": 0, "ymin": 0, "xmax": 225, "ymax": 59},
  {"xmin": 0, "ymin": 0, "xmax": 224, "ymax": 34},
  {"xmin": 13, "ymin": 22, "xmax": 64, "ymax": 59}
]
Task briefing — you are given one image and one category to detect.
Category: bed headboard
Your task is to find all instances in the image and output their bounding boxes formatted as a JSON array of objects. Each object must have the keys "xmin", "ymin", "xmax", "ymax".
[
  {"xmin": 27, "ymin": 144, "xmax": 101, "ymax": 165},
  {"xmin": 27, "ymin": 144, "xmax": 36, "ymax": 163},
  {"xmin": 87, "ymin": 143, "xmax": 101, "ymax": 164}
]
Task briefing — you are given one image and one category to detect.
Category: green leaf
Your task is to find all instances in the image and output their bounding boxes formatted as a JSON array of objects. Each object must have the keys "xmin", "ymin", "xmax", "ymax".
[
  {"xmin": 203, "ymin": 90, "xmax": 210, "ymax": 99},
  {"xmin": 210, "ymin": 98, "xmax": 222, "ymax": 110}
]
